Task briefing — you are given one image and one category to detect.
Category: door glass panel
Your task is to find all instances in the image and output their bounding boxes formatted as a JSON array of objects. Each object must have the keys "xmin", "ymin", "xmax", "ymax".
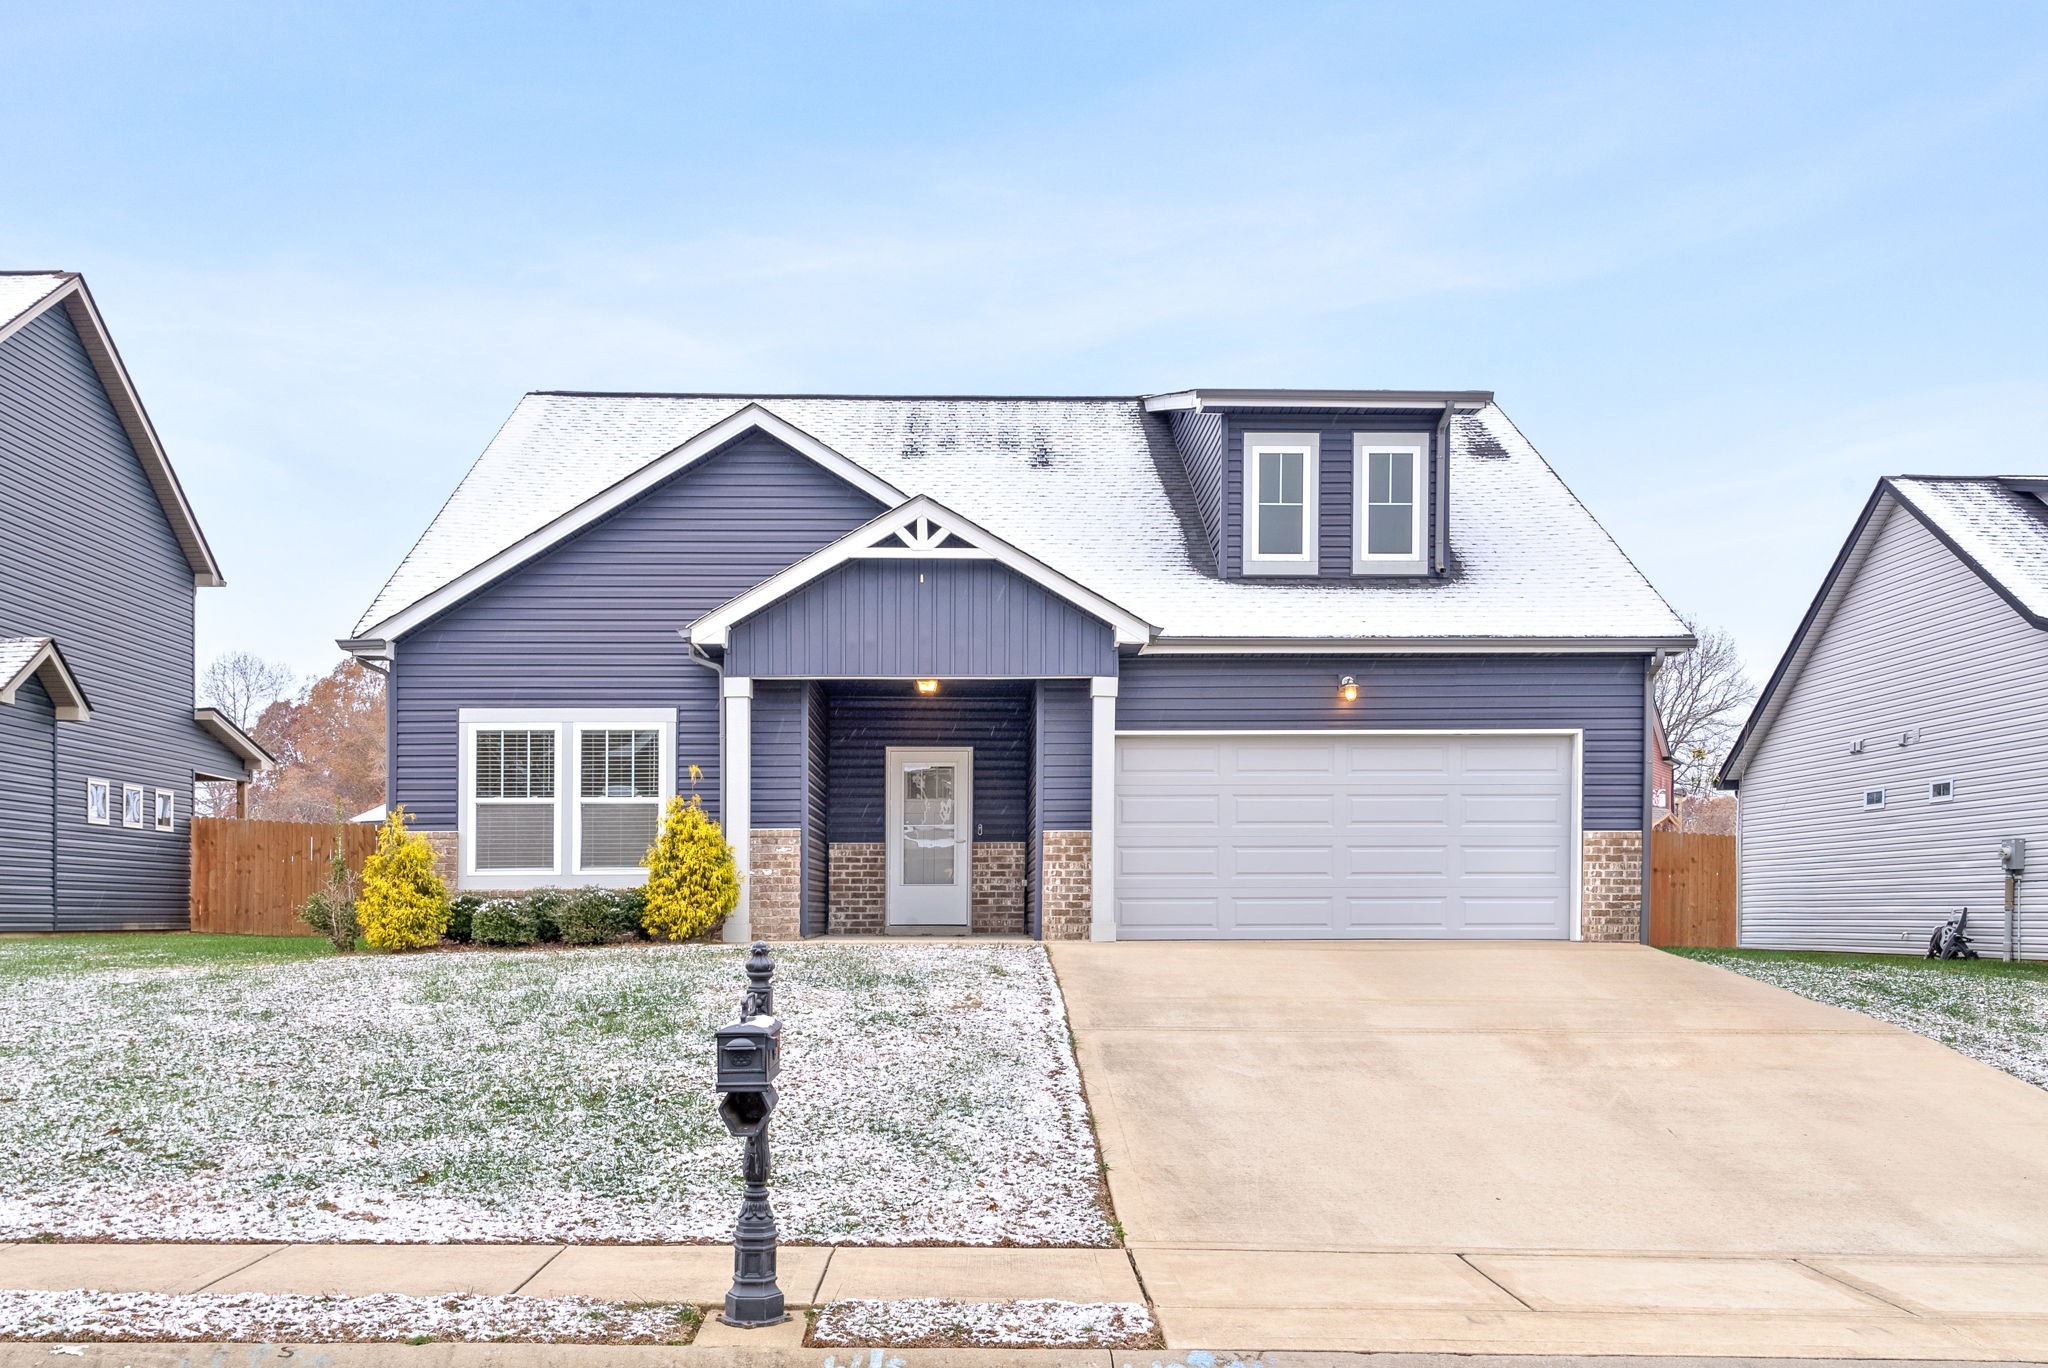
[{"xmin": 901, "ymin": 763, "xmax": 957, "ymax": 886}]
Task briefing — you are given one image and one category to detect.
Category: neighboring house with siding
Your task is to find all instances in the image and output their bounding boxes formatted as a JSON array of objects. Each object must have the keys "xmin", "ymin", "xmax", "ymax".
[
  {"xmin": 0, "ymin": 271, "xmax": 270, "ymax": 932},
  {"xmin": 1720, "ymin": 476, "xmax": 2048, "ymax": 958},
  {"xmin": 345, "ymin": 389, "xmax": 1690, "ymax": 943}
]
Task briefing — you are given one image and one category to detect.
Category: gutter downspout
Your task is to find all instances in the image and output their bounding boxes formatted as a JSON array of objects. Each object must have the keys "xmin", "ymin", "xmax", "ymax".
[
  {"xmin": 1641, "ymin": 651, "xmax": 1664, "ymax": 946},
  {"xmin": 1433, "ymin": 404, "xmax": 1455, "ymax": 574}
]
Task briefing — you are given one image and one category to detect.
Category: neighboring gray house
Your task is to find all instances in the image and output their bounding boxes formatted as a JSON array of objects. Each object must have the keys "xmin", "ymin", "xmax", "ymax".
[
  {"xmin": 0, "ymin": 271, "xmax": 269, "ymax": 932},
  {"xmin": 1721, "ymin": 476, "xmax": 2048, "ymax": 958},
  {"xmin": 345, "ymin": 390, "xmax": 1690, "ymax": 943}
]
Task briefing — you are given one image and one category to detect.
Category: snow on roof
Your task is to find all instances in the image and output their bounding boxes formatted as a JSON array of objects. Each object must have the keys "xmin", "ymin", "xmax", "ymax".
[
  {"xmin": 0, "ymin": 273, "xmax": 73, "ymax": 332},
  {"xmin": 0, "ymin": 636, "xmax": 51, "ymax": 686},
  {"xmin": 1888, "ymin": 477, "xmax": 2048, "ymax": 620},
  {"xmin": 355, "ymin": 393, "xmax": 1689, "ymax": 645}
]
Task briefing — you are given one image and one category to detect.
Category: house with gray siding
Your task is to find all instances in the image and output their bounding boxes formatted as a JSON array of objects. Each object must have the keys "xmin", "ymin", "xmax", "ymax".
[
  {"xmin": 0, "ymin": 272, "xmax": 269, "ymax": 932},
  {"xmin": 346, "ymin": 388, "xmax": 1690, "ymax": 943},
  {"xmin": 1721, "ymin": 476, "xmax": 2048, "ymax": 958}
]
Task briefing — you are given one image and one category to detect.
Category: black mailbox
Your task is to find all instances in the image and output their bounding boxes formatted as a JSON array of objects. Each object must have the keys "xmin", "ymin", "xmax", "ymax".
[{"xmin": 715, "ymin": 1016, "xmax": 781, "ymax": 1092}]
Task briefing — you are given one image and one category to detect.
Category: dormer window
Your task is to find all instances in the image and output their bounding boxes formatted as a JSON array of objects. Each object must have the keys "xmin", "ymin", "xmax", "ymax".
[
  {"xmin": 1243, "ymin": 433, "xmax": 1319, "ymax": 575},
  {"xmin": 1353, "ymin": 433, "xmax": 1429, "ymax": 575}
]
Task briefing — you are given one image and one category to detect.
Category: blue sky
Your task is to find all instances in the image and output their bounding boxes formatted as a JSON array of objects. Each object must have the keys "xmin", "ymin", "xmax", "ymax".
[{"xmin": 5, "ymin": 1, "xmax": 2046, "ymax": 684}]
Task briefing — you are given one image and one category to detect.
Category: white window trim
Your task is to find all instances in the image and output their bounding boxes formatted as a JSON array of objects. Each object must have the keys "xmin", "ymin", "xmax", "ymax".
[
  {"xmin": 85, "ymin": 777, "xmax": 110, "ymax": 826},
  {"xmin": 1242, "ymin": 432, "xmax": 1320, "ymax": 575},
  {"xmin": 154, "ymin": 788, "xmax": 176, "ymax": 833},
  {"xmin": 457, "ymin": 708, "xmax": 676, "ymax": 891},
  {"xmin": 572, "ymin": 721, "xmax": 675, "ymax": 875},
  {"xmin": 1929, "ymin": 778, "xmax": 1955, "ymax": 804},
  {"xmin": 121, "ymin": 783, "xmax": 146, "ymax": 829},
  {"xmin": 1353, "ymin": 433, "xmax": 1430, "ymax": 574},
  {"xmin": 1863, "ymin": 788, "xmax": 1887, "ymax": 810}
]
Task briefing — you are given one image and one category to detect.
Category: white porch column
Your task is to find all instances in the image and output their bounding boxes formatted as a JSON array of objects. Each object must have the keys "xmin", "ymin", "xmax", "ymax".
[
  {"xmin": 1089, "ymin": 676, "xmax": 1118, "ymax": 942},
  {"xmin": 721, "ymin": 675, "xmax": 754, "ymax": 943}
]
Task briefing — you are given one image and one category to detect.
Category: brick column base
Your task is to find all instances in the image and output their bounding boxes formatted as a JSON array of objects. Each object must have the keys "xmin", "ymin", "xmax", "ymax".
[
  {"xmin": 827, "ymin": 842, "xmax": 884, "ymax": 935},
  {"xmin": 971, "ymin": 841, "xmax": 1027, "ymax": 934},
  {"xmin": 1040, "ymin": 830, "xmax": 1093, "ymax": 941},
  {"xmin": 1582, "ymin": 829, "xmax": 1644, "ymax": 943},
  {"xmin": 749, "ymin": 828, "xmax": 802, "ymax": 941},
  {"xmin": 416, "ymin": 830, "xmax": 458, "ymax": 888}
]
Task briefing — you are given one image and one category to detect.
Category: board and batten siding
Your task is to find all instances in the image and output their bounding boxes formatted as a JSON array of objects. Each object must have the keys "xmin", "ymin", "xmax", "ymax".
[
  {"xmin": 725, "ymin": 557, "xmax": 1116, "ymax": 679},
  {"xmin": 1738, "ymin": 500, "xmax": 2048, "ymax": 957},
  {"xmin": 390, "ymin": 433, "xmax": 887, "ymax": 830},
  {"xmin": 1116, "ymin": 653, "xmax": 1647, "ymax": 830},
  {"xmin": 0, "ymin": 306, "xmax": 237, "ymax": 930}
]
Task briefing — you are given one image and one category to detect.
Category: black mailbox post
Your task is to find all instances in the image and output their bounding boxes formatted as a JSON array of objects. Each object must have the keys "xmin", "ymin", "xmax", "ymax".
[{"xmin": 713, "ymin": 942, "xmax": 787, "ymax": 1328}]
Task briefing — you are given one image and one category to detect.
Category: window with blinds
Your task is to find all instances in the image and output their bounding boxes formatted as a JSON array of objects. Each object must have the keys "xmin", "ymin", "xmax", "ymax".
[
  {"xmin": 474, "ymin": 728, "xmax": 557, "ymax": 871},
  {"xmin": 578, "ymin": 728, "xmax": 662, "ymax": 870}
]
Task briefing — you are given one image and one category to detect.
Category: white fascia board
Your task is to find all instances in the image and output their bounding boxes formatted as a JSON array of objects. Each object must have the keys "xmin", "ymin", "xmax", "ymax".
[
  {"xmin": 0, "ymin": 278, "xmax": 226, "ymax": 587},
  {"xmin": 689, "ymin": 494, "xmax": 1157, "ymax": 650},
  {"xmin": 1142, "ymin": 389, "xmax": 1495, "ymax": 414},
  {"xmin": 0, "ymin": 640, "xmax": 91, "ymax": 720},
  {"xmin": 359, "ymin": 404, "xmax": 907, "ymax": 643},
  {"xmin": 1137, "ymin": 635, "xmax": 1695, "ymax": 655}
]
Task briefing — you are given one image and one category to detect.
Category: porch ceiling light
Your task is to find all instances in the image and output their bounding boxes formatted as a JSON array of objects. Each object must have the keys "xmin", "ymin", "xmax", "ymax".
[
  {"xmin": 1338, "ymin": 675, "xmax": 1359, "ymax": 702},
  {"xmin": 915, "ymin": 679, "xmax": 940, "ymax": 695}
]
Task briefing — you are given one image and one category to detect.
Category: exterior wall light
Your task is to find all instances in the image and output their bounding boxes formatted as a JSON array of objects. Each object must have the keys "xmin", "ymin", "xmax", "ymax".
[
  {"xmin": 1338, "ymin": 675, "xmax": 1358, "ymax": 702},
  {"xmin": 915, "ymin": 679, "xmax": 940, "ymax": 695}
]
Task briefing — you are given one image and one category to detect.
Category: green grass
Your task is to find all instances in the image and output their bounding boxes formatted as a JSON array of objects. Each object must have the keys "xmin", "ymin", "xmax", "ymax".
[
  {"xmin": 0, "ymin": 932, "xmax": 332, "ymax": 980},
  {"xmin": 1669, "ymin": 946, "xmax": 2048, "ymax": 1088}
]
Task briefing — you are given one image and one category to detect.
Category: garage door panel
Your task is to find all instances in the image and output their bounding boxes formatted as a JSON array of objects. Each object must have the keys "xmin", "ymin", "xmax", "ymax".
[{"xmin": 1117, "ymin": 733, "xmax": 1574, "ymax": 941}]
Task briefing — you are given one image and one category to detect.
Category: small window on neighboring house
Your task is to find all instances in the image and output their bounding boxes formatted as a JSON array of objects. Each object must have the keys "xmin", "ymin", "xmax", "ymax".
[
  {"xmin": 1243, "ymin": 434, "xmax": 1319, "ymax": 573},
  {"xmin": 1929, "ymin": 779, "xmax": 1955, "ymax": 803},
  {"xmin": 155, "ymin": 789, "xmax": 176, "ymax": 832},
  {"xmin": 473, "ymin": 728, "xmax": 559, "ymax": 873},
  {"xmin": 86, "ymin": 777, "xmax": 110, "ymax": 825},
  {"xmin": 122, "ymin": 783, "xmax": 145, "ymax": 828},
  {"xmin": 578, "ymin": 728, "xmax": 663, "ymax": 871},
  {"xmin": 1863, "ymin": 788, "xmax": 1887, "ymax": 810}
]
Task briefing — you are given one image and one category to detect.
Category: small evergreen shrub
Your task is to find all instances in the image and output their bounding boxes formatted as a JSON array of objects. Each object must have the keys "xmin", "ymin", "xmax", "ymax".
[
  {"xmin": 470, "ymin": 897, "xmax": 542, "ymax": 947},
  {"xmin": 521, "ymin": 888, "xmax": 568, "ymax": 942},
  {"xmin": 556, "ymin": 887, "xmax": 643, "ymax": 945},
  {"xmin": 298, "ymin": 811, "xmax": 361, "ymax": 952},
  {"xmin": 447, "ymin": 895, "xmax": 485, "ymax": 944},
  {"xmin": 356, "ymin": 806, "xmax": 450, "ymax": 951},
  {"xmin": 641, "ymin": 789, "xmax": 739, "ymax": 941}
]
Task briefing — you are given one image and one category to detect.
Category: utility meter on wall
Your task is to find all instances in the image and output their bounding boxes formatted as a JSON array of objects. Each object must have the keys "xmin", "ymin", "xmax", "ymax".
[{"xmin": 2001, "ymin": 838, "xmax": 2027, "ymax": 873}]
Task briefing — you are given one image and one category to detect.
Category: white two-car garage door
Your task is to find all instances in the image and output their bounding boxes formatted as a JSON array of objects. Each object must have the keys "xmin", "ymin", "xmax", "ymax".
[{"xmin": 1114, "ymin": 733, "xmax": 1576, "ymax": 940}]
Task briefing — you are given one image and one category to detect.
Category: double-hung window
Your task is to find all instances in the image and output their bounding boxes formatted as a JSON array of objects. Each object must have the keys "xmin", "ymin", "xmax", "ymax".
[
  {"xmin": 1243, "ymin": 433, "xmax": 1319, "ymax": 574},
  {"xmin": 1353, "ymin": 434, "xmax": 1429, "ymax": 574},
  {"xmin": 460, "ymin": 709, "xmax": 674, "ymax": 888},
  {"xmin": 577, "ymin": 727, "xmax": 663, "ymax": 872}
]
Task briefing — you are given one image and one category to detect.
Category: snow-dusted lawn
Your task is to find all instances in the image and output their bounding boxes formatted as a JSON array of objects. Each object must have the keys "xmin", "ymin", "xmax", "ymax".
[
  {"xmin": 0, "ymin": 935, "xmax": 1112, "ymax": 1245},
  {"xmin": 1671, "ymin": 948, "xmax": 2048, "ymax": 1088},
  {"xmin": 809, "ymin": 1299, "xmax": 1156, "ymax": 1349},
  {"xmin": 0, "ymin": 1289, "xmax": 699, "ymax": 1344}
]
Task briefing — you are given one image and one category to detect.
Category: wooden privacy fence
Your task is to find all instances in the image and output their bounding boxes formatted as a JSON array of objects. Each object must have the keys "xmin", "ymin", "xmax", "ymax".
[
  {"xmin": 1649, "ymin": 831, "xmax": 1738, "ymax": 947},
  {"xmin": 190, "ymin": 817, "xmax": 378, "ymax": 935}
]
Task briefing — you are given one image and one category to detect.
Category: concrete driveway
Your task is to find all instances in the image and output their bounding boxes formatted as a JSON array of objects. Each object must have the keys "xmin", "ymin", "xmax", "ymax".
[{"xmin": 1051, "ymin": 940, "xmax": 2048, "ymax": 1354}]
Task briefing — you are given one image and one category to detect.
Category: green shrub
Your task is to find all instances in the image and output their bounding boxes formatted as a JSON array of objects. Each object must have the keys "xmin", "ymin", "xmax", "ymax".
[
  {"xmin": 521, "ymin": 888, "xmax": 568, "ymax": 942},
  {"xmin": 556, "ymin": 887, "xmax": 643, "ymax": 945},
  {"xmin": 447, "ymin": 895, "xmax": 485, "ymax": 944},
  {"xmin": 470, "ymin": 897, "xmax": 541, "ymax": 946},
  {"xmin": 297, "ymin": 812, "xmax": 360, "ymax": 952},
  {"xmin": 357, "ymin": 806, "xmax": 449, "ymax": 951},
  {"xmin": 642, "ymin": 791, "xmax": 740, "ymax": 941}
]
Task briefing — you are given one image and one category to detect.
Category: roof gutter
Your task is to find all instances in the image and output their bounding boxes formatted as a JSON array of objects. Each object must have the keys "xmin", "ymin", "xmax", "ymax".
[{"xmin": 1142, "ymin": 389, "xmax": 1495, "ymax": 414}]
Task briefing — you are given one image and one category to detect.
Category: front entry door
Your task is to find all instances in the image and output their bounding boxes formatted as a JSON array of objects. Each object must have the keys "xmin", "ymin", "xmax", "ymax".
[{"xmin": 884, "ymin": 747, "xmax": 973, "ymax": 929}]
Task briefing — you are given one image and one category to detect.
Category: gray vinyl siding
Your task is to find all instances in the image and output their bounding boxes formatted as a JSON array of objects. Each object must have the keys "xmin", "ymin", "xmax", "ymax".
[
  {"xmin": 0, "ymin": 675, "xmax": 57, "ymax": 930},
  {"xmin": 0, "ymin": 306, "xmax": 233, "ymax": 930},
  {"xmin": 1117, "ymin": 653, "xmax": 1647, "ymax": 830},
  {"xmin": 1738, "ymin": 500, "xmax": 2048, "ymax": 958},
  {"xmin": 752, "ymin": 683, "xmax": 806, "ymax": 828},
  {"xmin": 1220, "ymin": 410, "xmax": 1441, "ymax": 578},
  {"xmin": 803, "ymin": 681, "xmax": 828, "ymax": 935},
  {"xmin": 1168, "ymin": 409, "xmax": 1226, "ymax": 572},
  {"xmin": 823, "ymin": 683, "xmax": 1032, "ymax": 843},
  {"xmin": 1036, "ymin": 680, "xmax": 1092, "ymax": 829},
  {"xmin": 726, "ymin": 558, "xmax": 1117, "ymax": 679},
  {"xmin": 390, "ymin": 432, "xmax": 886, "ymax": 830}
]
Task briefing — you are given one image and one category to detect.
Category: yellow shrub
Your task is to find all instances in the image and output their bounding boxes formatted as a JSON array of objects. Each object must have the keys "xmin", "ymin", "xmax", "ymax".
[
  {"xmin": 357, "ymin": 805, "xmax": 451, "ymax": 951},
  {"xmin": 641, "ymin": 793, "xmax": 739, "ymax": 941}
]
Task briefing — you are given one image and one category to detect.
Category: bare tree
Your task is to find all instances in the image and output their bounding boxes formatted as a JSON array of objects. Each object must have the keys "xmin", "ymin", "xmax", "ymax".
[
  {"xmin": 1655, "ymin": 615, "xmax": 1757, "ymax": 796},
  {"xmin": 196, "ymin": 652, "xmax": 296, "ymax": 816}
]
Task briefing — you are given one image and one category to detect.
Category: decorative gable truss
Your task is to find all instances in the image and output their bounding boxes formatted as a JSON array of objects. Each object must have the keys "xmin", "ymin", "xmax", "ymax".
[{"xmin": 688, "ymin": 495, "xmax": 1157, "ymax": 653}]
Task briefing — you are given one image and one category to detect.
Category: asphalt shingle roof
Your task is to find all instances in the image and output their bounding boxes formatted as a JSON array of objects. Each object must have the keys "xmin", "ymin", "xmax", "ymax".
[
  {"xmin": 1888, "ymin": 477, "xmax": 2048, "ymax": 620},
  {"xmin": 0, "ymin": 274, "xmax": 72, "ymax": 331},
  {"xmin": 355, "ymin": 393, "xmax": 1688, "ymax": 645},
  {"xmin": 0, "ymin": 637, "xmax": 51, "ymax": 690}
]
